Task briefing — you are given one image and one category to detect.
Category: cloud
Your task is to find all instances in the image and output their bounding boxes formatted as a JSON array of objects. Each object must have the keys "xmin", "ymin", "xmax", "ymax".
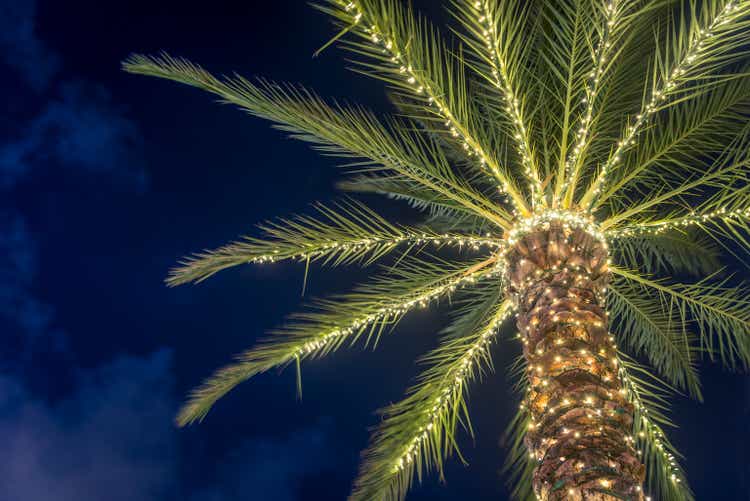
[
  {"xmin": 0, "ymin": 0, "xmax": 147, "ymax": 191},
  {"xmin": 190, "ymin": 422, "xmax": 336, "ymax": 501},
  {"xmin": 0, "ymin": 347, "xmax": 335, "ymax": 501},
  {"xmin": 0, "ymin": 209, "xmax": 333, "ymax": 500},
  {"xmin": 0, "ymin": 227, "xmax": 178, "ymax": 499},
  {"xmin": 0, "ymin": 81, "xmax": 148, "ymax": 191},
  {"xmin": 0, "ymin": 350, "xmax": 178, "ymax": 501},
  {"xmin": 0, "ymin": 4, "xmax": 332, "ymax": 499},
  {"xmin": 0, "ymin": 212, "xmax": 37, "ymax": 307},
  {"xmin": 0, "ymin": 215, "xmax": 334, "ymax": 501},
  {"xmin": 0, "ymin": 0, "xmax": 59, "ymax": 91},
  {"xmin": 0, "ymin": 211, "xmax": 65, "ymax": 371}
]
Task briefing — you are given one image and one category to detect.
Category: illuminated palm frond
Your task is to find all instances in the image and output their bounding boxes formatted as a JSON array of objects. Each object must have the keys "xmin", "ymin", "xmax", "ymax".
[
  {"xmin": 613, "ymin": 266, "xmax": 750, "ymax": 368},
  {"xmin": 351, "ymin": 294, "xmax": 513, "ymax": 501},
  {"xmin": 167, "ymin": 199, "xmax": 501, "ymax": 286},
  {"xmin": 177, "ymin": 256, "xmax": 501, "ymax": 426}
]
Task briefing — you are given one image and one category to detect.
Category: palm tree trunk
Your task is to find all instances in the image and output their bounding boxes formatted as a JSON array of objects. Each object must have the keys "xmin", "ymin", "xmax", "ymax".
[{"xmin": 506, "ymin": 221, "xmax": 645, "ymax": 500}]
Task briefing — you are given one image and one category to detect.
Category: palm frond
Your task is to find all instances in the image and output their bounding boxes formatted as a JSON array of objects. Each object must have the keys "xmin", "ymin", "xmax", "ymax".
[
  {"xmin": 618, "ymin": 355, "xmax": 694, "ymax": 501},
  {"xmin": 572, "ymin": 0, "xmax": 679, "ymax": 192},
  {"xmin": 610, "ymin": 229, "xmax": 722, "ymax": 276},
  {"xmin": 559, "ymin": 0, "xmax": 655, "ymax": 205},
  {"xmin": 450, "ymin": 0, "xmax": 545, "ymax": 205},
  {"xmin": 166, "ymin": 199, "xmax": 502, "ymax": 286},
  {"xmin": 607, "ymin": 157, "xmax": 750, "ymax": 269},
  {"xmin": 337, "ymin": 173, "xmax": 478, "ymax": 219},
  {"xmin": 314, "ymin": 0, "xmax": 532, "ymax": 214},
  {"xmin": 597, "ymin": 73, "xmax": 750, "ymax": 208},
  {"xmin": 127, "ymin": 1, "xmax": 750, "ymax": 498},
  {"xmin": 176, "ymin": 256, "xmax": 502, "ymax": 426},
  {"xmin": 538, "ymin": 0, "xmax": 596, "ymax": 200},
  {"xmin": 422, "ymin": 212, "xmax": 493, "ymax": 239},
  {"xmin": 350, "ymin": 295, "xmax": 513, "ymax": 501},
  {"xmin": 607, "ymin": 197, "xmax": 750, "ymax": 262},
  {"xmin": 601, "ymin": 129, "xmax": 750, "ymax": 230},
  {"xmin": 123, "ymin": 53, "xmax": 512, "ymax": 228},
  {"xmin": 581, "ymin": 0, "xmax": 750, "ymax": 208},
  {"xmin": 608, "ymin": 277, "xmax": 702, "ymax": 399},
  {"xmin": 612, "ymin": 266, "xmax": 750, "ymax": 368},
  {"xmin": 501, "ymin": 356, "xmax": 535, "ymax": 501}
]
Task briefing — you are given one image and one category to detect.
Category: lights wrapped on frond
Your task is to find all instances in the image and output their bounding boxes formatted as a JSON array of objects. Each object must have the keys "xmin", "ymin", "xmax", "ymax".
[
  {"xmin": 595, "ymin": 74, "xmax": 750, "ymax": 208},
  {"xmin": 351, "ymin": 296, "xmax": 514, "ymax": 501},
  {"xmin": 317, "ymin": 0, "xmax": 532, "ymax": 215},
  {"xmin": 617, "ymin": 356, "xmax": 693, "ymax": 501},
  {"xmin": 123, "ymin": 54, "xmax": 514, "ymax": 229},
  {"xmin": 607, "ymin": 205, "xmax": 750, "ymax": 238},
  {"xmin": 175, "ymin": 256, "xmax": 502, "ymax": 426},
  {"xmin": 452, "ymin": 0, "xmax": 545, "ymax": 207},
  {"xmin": 166, "ymin": 200, "xmax": 502, "ymax": 286},
  {"xmin": 582, "ymin": 0, "xmax": 750, "ymax": 209},
  {"xmin": 559, "ymin": 0, "xmax": 628, "ymax": 204}
]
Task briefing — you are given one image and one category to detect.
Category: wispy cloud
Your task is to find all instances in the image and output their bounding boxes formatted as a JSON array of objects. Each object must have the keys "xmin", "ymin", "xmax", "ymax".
[
  {"xmin": 0, "ymin": 345, "xmax": 336, "ymax": 501},
  {"xmin": 0, "ymin": 0, "xmax": 59, "ymax": 91},
  {"xmin": 0, "ymin": 0, "xmax": 147, "ymax": 191},
  {"xmin": 0, "ymin": 4, "xmax": 337, "ymax": 500},
  {"xmin": 0, "ymin": 81, "xmax": 148, "ymax": 190},
  {"xmin": 0, "ymin": 211, "xmax": 66, "ymax": 371},
  {"xmin": 0, "ymin": 350, "xmax": 178, "ymax": 501}
]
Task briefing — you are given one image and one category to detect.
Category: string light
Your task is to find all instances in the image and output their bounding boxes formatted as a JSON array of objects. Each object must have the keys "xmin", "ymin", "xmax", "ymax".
[
  {"xmin": 501, "ymin": 211, "xmax": 607, "ymax": 288},
  {"xmin": 270, "ymin": 207, "xmax": 615, "ymax": 380},
  {"xmin": 295, "ymin": 261, "xmax": 503, "ymax": 359},
  {"xmin": 393, "ymin": 302, "xmax": 515, "ymax": 472},
  {"xmin": 323, "ymin": 10, "xmax": 702, "ymax": 491},
  {"xmin": 337, "ymin": 0, "xmax": 530, "ymax": 215},
  {"xmin": 558, "ymin": 1, "xmax": 623, "ymax": 203},
  {"xmin": 582, "ymin": 0, "xmax": 742, "ymax": 209},
  {"xmin": 245, "ymin": 232, "xmax": 504, "ymax": 265},
  {"xmin": 508, "ymin": 218, "xmax": 654, "ymax": 498},
  {"xmin": 504, "ymin": 209, "xmax": 606, "ymax": 247},
  {"xmin": 607, "ymin": 204, "xmax": 750, "ymax": 238},
  {"xmin": 616, "ymin": 352, "xmax": 690, "ymax": 494},
  {"xmin": 471, "ymin": 0, "xmax": 545, "ymax": 208},
  {"xmin": 147, "ymin": 2, "xmax": 750, "ymax": 499}
]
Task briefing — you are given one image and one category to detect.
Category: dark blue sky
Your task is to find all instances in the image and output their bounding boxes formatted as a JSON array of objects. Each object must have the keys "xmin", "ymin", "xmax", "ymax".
[{"xmin": 0, "ymin": 0, "xmax": 748, "ymax": 500}]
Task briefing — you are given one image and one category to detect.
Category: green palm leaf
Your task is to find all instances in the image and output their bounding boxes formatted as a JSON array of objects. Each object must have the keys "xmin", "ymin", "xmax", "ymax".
[
  {"xmin": 351, "ymin": 294, "xmax": 513, "ymax": 501},
  {"xmin": 166, "ymin": 199, "xmax": 501, "ymax": 286},
  {"xmin": 612, "ymin": 266, "xmax": 750, "ymax": 368}
]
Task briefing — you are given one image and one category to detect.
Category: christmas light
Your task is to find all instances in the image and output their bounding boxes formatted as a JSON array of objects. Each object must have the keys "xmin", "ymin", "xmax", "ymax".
[
  {"xmin": 392, "ymin": 301, "xmax": 514, "ymax": 472},
  {"xmin": 336, "ymin": 0, "xmax": 531, "ymax": 215},
  {"xmin": 133, "ymin": 2, "xmax": 750, "ymax": 498},
  {"xmin": 607, "ymin": 204, "xmax": 750, "ymax": 238},
  {"xmin": 470, "ymin": 0, "xmax": 545, "ymax": 208},
  {"xmin": 295, "ymin": 259, "xmax": 503, "ymax": 360},
  {"xmin": 616, "ymin": 352, "xmax": 690, "ymax": 491},
  {"xmin": 244, "ymin": 232, "xmax": 504, "ymax": 265},
  {"xmin": 558, "ymin": 1, "xmax": 624, "ymax": 204},
  {"xmin": 582, "ymin": 0, "xmax": 743, "ymax": 209}
]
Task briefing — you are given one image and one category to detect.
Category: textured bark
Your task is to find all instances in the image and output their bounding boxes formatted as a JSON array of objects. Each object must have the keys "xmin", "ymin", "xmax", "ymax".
[{"xmin": 506, "ymin": 222, "xmax": 645, "ymax": 500}]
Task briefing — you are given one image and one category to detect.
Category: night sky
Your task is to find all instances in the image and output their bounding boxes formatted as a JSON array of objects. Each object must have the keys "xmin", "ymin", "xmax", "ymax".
[{"xmin": 1, "ymin": 0, "xmax": 748, "ymax": 500}]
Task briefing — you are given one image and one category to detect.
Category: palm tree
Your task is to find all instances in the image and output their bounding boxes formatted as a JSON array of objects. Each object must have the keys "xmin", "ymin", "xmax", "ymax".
[{"xmin": 124, "ymin": 0, "xmax": 750, "ymax": 499}]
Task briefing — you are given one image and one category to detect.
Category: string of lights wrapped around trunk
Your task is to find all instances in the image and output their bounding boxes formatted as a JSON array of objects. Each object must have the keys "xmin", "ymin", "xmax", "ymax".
[{"xmin": 504, "ymin": 215, "xmax": 645, "ymax": 500}]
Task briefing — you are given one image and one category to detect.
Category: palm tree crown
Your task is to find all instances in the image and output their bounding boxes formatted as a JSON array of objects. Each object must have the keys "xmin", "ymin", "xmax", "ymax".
[{"xmin": 124, "ymin": 1, "xmax": 750, "ymax": 500}]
